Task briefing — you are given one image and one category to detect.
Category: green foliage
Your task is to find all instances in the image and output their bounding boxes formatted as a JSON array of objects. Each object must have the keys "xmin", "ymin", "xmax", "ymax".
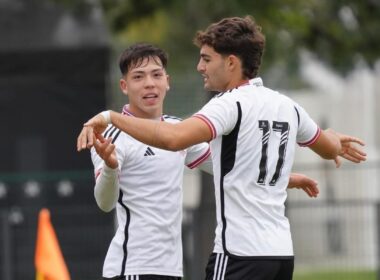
[{"xmin": 49, "ymin": 0, "xmax": 380, "ymax": 75}]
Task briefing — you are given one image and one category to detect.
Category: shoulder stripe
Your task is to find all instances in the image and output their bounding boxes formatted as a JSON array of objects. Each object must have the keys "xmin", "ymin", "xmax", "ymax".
[
  {"xmin": 193, "ymin": 114, "xmax": 217, "ymax": 139},
  {"xmin": 111, "ymin": 129, "xmax": 122, "ymax": 144},
  {"xmin": 104, "ymin": 126, "xmax": 117, "ymax": 139},
  {"xmin": 298, "ymin": 127, "xmax": 321, "ymax": 147},
  {"xmin": 187, "ymin": 147, "xmax": 211, "ymax": 169},
  {"xmin": 103, "ymin": 125, "xmax": 114, "ymax": 138}
]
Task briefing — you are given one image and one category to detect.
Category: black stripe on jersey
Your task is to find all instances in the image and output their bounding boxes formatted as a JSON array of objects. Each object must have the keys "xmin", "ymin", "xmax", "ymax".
[
  {"xmin": 294, "ymin": 106, "xmax": 300, "ymax": 126},
  {"xmin": 104, "ymin": 126, "xmax": 118, "ymax": 139},
  {"xmin": 112, "ymin": 129, "xmax": 122, "ymax": 144},
  {"xmin": 220, "ymin": 101, "xmax": 242, "ymax": 257},
  {"xmin": 104, "ymin": 125, "xmax": 115, "ymax": 138},
  {"xmin": 219, "ymin": 102, "xmax": 294, "ymax": 260},
  {"xmin": 163, "ymin": 115, "xmax": 182, "ymax": 121},
  {"xmin": 118, "ymin": 190, "xmax": 131, "ymax": 277}
]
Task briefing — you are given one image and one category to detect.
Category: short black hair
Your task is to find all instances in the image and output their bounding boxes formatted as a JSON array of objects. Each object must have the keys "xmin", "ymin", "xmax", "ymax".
[{"xmin": 119, "ymin": 43, "xmax": 168, "ymax": 75}]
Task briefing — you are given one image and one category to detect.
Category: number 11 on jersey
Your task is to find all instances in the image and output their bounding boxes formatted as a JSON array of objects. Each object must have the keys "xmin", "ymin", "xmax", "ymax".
[{"xmin": 257, "ymin": 120, "xmax": 290, "ymax": 186}]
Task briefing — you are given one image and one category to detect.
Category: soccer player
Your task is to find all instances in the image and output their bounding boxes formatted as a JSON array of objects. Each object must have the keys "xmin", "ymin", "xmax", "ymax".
[
  {"xmin": 87, "ymin": 43, "xmax": 320, "ymax": 280},
  {"xmin": 78, "ymin": 16, "xmax": 367, "ymax": 279}
]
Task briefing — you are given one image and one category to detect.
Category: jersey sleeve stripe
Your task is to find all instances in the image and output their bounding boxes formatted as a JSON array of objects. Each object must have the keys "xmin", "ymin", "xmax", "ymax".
[
  {"xmin": 186, "ymin": 147, "xmax": 211, "ymax": 169},
  {"xmin": 95, "ymin": 168, "xmax": 102, "ymax": 179},
  {"xmin": 193, "ymin": 114, "xmax": 217, "ymax": 139},
  {"xmin": 111, "ymin": 129, "xmax": 122, "ymax": 144},
  {"xmin": 298, "ymin": 127, "xmax": 321, "ymax": 147}
]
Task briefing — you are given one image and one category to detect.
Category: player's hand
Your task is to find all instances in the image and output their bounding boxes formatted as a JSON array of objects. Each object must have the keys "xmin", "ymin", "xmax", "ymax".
[
  {"xmin": 77, "ymin": 113, "xmax": 108, "ymax": 151},
  {"xmin": 288, "ymin": 173, "xmax": 319, "ymax": 198},
  {"xmin": 334, "ymin": 133, "xmax": 366, "ymax": 168},
  {"xmin": 93, "ymin": 134, "xmax": 118, "ymax": 169}
]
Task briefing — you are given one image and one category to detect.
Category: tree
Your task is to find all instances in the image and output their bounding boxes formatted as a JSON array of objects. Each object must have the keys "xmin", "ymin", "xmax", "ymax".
[{"xmin": 49, "ymin": 0, "xmax": 380, "ymax": 76}]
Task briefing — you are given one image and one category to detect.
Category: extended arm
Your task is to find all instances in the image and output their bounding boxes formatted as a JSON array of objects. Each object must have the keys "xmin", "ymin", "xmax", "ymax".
[
  {"xmin": 77, "ymin": 111, "xmax": 212, "ymax": 151},
  {"xmin": 308, "ymin": 128, "xmax": 366, "ymax": 166}
]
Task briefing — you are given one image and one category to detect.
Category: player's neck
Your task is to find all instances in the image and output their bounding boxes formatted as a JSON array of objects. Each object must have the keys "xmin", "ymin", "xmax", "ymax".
[
  {"xmin": 125, "ymin": 104, "xmax": 162, "ymax": 120},
  {"xmin": 224, "ymin": 78, "xmax": 249, "ymax": 91}
]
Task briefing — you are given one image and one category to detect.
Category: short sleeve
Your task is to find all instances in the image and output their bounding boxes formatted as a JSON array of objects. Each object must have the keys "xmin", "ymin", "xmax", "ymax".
[
  {"xmin": 294, "ymin": 103, "xmax": 321, "ymax": 146},
  {"xmin": 185, "ymin": 142, "xmax": 211, "ymax": 169},
  {"xmin": 193, "ymin": 95, "xmax": 239, "ymax": 139}
]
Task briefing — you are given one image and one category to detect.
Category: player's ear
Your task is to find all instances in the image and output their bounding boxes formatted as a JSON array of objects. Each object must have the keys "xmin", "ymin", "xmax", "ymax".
[
  {"xmin": 166, "ymin": 74, "xmax": 170, "ymax": 91},
  {"xmin": 227, "ymin": 55, "xmax": 240, "ymax": 72},
  {"xmin": 120, "ymin": 78, "xmax": 128, "ymax": 96}
]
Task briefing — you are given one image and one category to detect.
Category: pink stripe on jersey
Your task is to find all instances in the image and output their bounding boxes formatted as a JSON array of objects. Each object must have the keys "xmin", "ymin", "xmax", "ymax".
[
  {"xmin": 298, "ymin": 127, "xmax": 322, "ymax": 147},
  {"xmin": 95, "ymin": 168, "xmax": 102, "ymax": 179},
  {"xmin": 193, "ymin": 114, "xmax": 217, "ymax": 139},
  {"xmin": 187, "ymin": 147, "xmax": 211, "ymax": 169},
  {"xmin": 122, "ymin": 105, "xmax": 164, "ymax": 120}
]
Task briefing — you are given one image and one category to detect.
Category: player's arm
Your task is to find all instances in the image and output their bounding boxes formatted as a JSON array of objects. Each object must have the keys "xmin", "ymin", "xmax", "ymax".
[
  {"xmin": 308, "ymin": 128, "xmax": 366, "ymax": 166},
  {"xmin": 93, "ymin": 134, "xmax": 119, "ymax": 212},
  {"xmin": 288, "ymin": 173, "xmax": 319, "ymax": 198},
  {"xmin": 78, "ymin": 111, "xmax": 212, "ymax": 151},
  {"xmin": 308, "ymin": 128, "xmax": 341, "ymax": 160}
]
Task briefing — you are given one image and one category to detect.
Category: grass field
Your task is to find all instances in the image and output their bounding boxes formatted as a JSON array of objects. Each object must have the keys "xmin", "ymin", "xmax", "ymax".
[{"xmin": 293, "ymin": 270, "xmax": 376, "ymax": 280}]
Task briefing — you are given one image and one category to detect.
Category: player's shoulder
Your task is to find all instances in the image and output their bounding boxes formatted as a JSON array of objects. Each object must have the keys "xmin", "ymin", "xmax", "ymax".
[
  {"xmin": 101, "ymin": 124, "xmax": 127, "ymax": 144},
  {"xmin": 162, "ymin": 114, "xmax": 182, "ymax": 123}
]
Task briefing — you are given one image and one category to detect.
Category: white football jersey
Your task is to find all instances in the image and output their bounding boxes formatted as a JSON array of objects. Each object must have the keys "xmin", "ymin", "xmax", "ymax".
[
  {"xmin": 193, "ymin": 78, "xmax": 320, "ymax": 258},
  {"xmin": 92, "ymin": 106, "xmax": 211, "ymax": 277}
]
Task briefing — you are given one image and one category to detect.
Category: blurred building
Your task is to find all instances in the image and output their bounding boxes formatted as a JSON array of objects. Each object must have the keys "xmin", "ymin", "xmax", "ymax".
[{"xmin": 287, "ymin": 53, "xmax": 380, "ymax": 273}]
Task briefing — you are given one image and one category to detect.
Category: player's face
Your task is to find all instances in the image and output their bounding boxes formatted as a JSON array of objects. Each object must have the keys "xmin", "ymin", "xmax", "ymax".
[
  {"xmin": 197, "ymin": 45, "xmax": 231, "ymax": 92},
  {"xmin": 120, "ymin": 56, "xmax": 169, "ymax": 119}
]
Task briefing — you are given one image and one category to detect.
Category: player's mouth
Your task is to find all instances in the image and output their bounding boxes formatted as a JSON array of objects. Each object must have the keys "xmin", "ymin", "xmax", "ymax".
[{"xmin": 143, "ymin": 93, "xmax": 158, "ymax": 100}]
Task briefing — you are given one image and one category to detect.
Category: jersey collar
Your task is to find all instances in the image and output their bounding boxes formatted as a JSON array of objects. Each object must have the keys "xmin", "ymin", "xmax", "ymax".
[
  {"xmin": 121, "ymin": 104, "xmax": 164, "ymax": 121},
  {"xmin": 249, "ymin": 77, "xmax": 263, "ymax": 87}
]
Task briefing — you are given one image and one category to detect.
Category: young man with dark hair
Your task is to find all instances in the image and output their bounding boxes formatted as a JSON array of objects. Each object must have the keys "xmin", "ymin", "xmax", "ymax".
[
  {"xmin": 79, "ymin": 17, "xmax": 366, "ymax": 280},
  {"xmin": 91, "ymin": 43, "xmax": 212, "ymax": 280}
]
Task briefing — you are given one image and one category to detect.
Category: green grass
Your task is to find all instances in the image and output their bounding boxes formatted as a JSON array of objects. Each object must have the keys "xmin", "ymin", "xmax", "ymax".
[{"xmin": 294, "ymin": 270, "xmax": 376, "ymax": 280}]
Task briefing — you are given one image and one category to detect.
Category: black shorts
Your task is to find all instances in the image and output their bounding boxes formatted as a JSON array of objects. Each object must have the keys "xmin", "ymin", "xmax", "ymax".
[
  {"xmin": 205, "ymin": 253, "xmax": 294, "ymax": 280},
  {"xmin": 103, "ymin": 275, "xmax": 181, "ymax": 280}
]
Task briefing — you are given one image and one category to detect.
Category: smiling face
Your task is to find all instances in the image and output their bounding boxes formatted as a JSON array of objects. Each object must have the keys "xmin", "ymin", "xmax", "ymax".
[
  {"xmin": 120, "ymin": 56, "xmax": 169, "ymax": 119},
  {"xmin": 196, "ymin": 44, "xmax": 247, "ymax": 92},
  {"xmin": 196, "ymin": 45, "xmax": 230, "ymax": 92}
]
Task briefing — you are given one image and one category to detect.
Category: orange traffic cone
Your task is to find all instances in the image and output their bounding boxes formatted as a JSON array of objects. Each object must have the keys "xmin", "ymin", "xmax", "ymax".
[{"xmin": 35, "ymin": 208, "xmax": 70, "ymax": 280}]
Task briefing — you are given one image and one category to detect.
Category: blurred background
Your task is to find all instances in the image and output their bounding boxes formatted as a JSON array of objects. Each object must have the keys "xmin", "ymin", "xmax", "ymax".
[{"xmin": 0, "ymin": 0, "xmax": 379, "ymax": 279}]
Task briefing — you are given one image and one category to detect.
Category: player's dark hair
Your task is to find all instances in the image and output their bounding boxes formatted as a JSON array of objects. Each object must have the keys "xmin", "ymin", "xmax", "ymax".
[
  {"xmin": 193, "ymin": 16, "xmax": 265, "ymax": 79},
  {"xmin": 119, "ymin": 43, "xmax": 168, "ymax": 75}
]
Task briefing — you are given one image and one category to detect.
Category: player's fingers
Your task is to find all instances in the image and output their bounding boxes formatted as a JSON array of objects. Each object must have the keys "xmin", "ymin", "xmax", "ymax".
[
  {"xmin": 103, "ymin": 143, "xmax": 115, "ymax": 158},
  {"xmin": 340, "ymin": 153, "xmax": 360, "ymax": 163},
  {"xmin": 96, "ymin": 133, "xmax": 106, "ymax": 143},
  {"xmin": 85, "ymin": 126, "xmax": 94, "ymax": 149},
  {"xmin": 341, "ymin": 135, "xmax": 365, "ymax": 146},
  {"xmin": 348, "ymin": 146, "xmax": 367, "ymax": 158},
  {"xmin": 77, "ymin": 127, "xmax": 91, "ymax": 151},
  {"xmin": 334, "ymin": 157, "xmax": 341, "ymax": 168}
]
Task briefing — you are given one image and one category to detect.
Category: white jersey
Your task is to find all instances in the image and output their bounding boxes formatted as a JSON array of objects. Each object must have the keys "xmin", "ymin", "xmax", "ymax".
[
  {"xmin": 193, "ymin": 78, "xmax": 320, "ymax": 259},
  {"xmin": 91, "ymin": 106, "xmax": 211, "ymax": 277}
]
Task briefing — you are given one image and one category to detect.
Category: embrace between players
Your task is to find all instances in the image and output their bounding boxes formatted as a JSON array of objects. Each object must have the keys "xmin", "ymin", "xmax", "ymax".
[{"xmin": 77, "ymin": 16, "xmax": 366, "ymax": 280}]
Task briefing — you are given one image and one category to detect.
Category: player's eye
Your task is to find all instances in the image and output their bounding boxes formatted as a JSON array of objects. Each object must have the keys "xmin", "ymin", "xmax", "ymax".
[
  {"xmin": 154, "ymin": 72, "xmax": 164, "ymax": 78},
  {"xmin": 132, "ymin": 75, "xmax": 142, "ymax": 80}
]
